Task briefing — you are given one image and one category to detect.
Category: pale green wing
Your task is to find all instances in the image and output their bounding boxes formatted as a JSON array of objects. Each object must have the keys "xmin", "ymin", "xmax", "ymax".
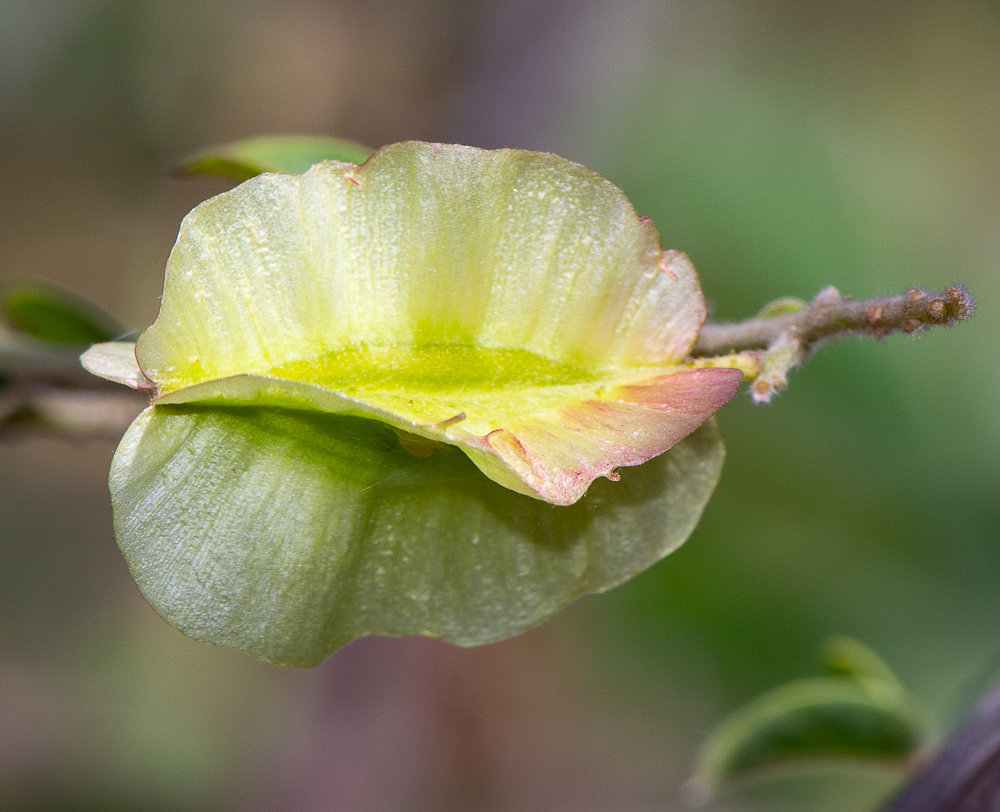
[
  {"xmin": 139, "ymin": 143, "xmax": 705, "ymax": 387},
  {"xmin": 135, "ymin": 142, "xmax": 732, "ymax": 503},
  {"xmin": 152, "ymin": 365, "xmax": 740, "ymax": 504},
  {"xmin": 111, "ymin": 406, "xmax": 726, "ymax": 666}
]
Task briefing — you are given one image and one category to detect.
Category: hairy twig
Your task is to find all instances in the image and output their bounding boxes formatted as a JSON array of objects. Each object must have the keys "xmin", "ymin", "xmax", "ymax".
[
  {"xmin": 692, "ymin": 285, "xmax": 974, "ymax": 403},
  {"xmin": 0, "ymin": 284, "xmax": 976, "ymax": 436}
]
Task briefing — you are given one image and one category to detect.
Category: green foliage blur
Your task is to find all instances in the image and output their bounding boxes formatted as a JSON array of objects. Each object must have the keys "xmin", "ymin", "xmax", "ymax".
[{"xmin": 1, "ymin": 2, "xmax": 998, "ymax": 810}]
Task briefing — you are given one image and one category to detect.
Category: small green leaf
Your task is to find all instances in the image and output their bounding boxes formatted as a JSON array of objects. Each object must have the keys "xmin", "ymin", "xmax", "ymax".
[
  {"xmin": 821, "ymin": 636, "xmax": 904, "ymax": 692},
  {"xmin": 175, "ymin": 135, "xmax": 374, "ymax": 181},
  {"xmin": 3, "ymin": 283, "xmax": 122, "ymax": 345},
  {"xmin": 112, "ymin": 409, "xmax": 726, "ymax": 666},
  {"xmin": 756, "ymin": 296, "xmax": 809, "ymax": 319},
  {"xmin": 686, "ymin": 643, "xmax": 930, "ymax": 807}
]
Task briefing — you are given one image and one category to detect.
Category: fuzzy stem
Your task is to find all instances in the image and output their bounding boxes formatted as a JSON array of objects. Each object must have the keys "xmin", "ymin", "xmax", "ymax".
[
  {"xmin": 692, "ymin": 285, "xmax": 974, "ymax": 403},
  {"xmin": 1, "ymin": 284, "xmax": 977, "ymax": 435}
]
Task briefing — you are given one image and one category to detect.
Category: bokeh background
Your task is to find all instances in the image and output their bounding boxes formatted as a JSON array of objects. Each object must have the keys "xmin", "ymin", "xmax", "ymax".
[{"xmin": 2, "ymin": 1, "xmax": 999, "ymax": 810}]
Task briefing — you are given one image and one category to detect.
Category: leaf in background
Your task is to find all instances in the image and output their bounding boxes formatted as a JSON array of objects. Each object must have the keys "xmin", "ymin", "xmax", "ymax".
[
  {"xmin": 3, "ymin": 282, "xmax": 123, "ymax": 345},
  {"xmin": 175, "ymin": 134, "xmax": 374, "ymax": 181},
  {"xmin": 685, "ymin": 639, "xmax": 929, "ymax": 807},
  {"xmin": 755, "ymin": 296, "xmax": 809, "ymax": 319},
  {"xmin": 821, "ymin": 636, "xmax": 904, "ymax": 693}
]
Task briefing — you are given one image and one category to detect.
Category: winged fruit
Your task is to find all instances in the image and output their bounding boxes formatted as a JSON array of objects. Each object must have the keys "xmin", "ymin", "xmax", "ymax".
[{"xmin": 83, "ymin": 141, "xmax": 742, "ymax": 665}]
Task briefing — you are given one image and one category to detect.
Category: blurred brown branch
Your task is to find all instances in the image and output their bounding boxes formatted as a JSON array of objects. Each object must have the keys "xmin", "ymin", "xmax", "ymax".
[
  {"xmin": 1, "ymin": 331, "xmax": 145, "ymax": 440},
  {"xmin": 881, "ymin": 680, "xmax": 1000, "ymax": 811}
]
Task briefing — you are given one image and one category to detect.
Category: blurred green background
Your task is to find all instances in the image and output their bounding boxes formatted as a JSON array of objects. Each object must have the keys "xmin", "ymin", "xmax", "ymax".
[{"xmin": 1, "ymin": 1, "xmax": 998, "ymax": 810}]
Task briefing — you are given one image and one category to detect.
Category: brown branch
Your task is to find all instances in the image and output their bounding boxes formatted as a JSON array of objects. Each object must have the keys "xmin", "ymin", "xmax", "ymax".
[
  {"xmin": 0, "ymin": 284, "xmax": 977, "ymax": 433},
  {"xmin": 1, "ymin": 331, "xmax": 147, "ymax": 441},
  {"xmin": 881, "ymin": 680, "xmax": 1000, "ymax": 812},
  {"xmin": 691, "ymin": 285, "xmax": 974, "ymax": 403},
  {"xmin": 0, "ymin": 380, "xmax": 146, "ymax": 440}
]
